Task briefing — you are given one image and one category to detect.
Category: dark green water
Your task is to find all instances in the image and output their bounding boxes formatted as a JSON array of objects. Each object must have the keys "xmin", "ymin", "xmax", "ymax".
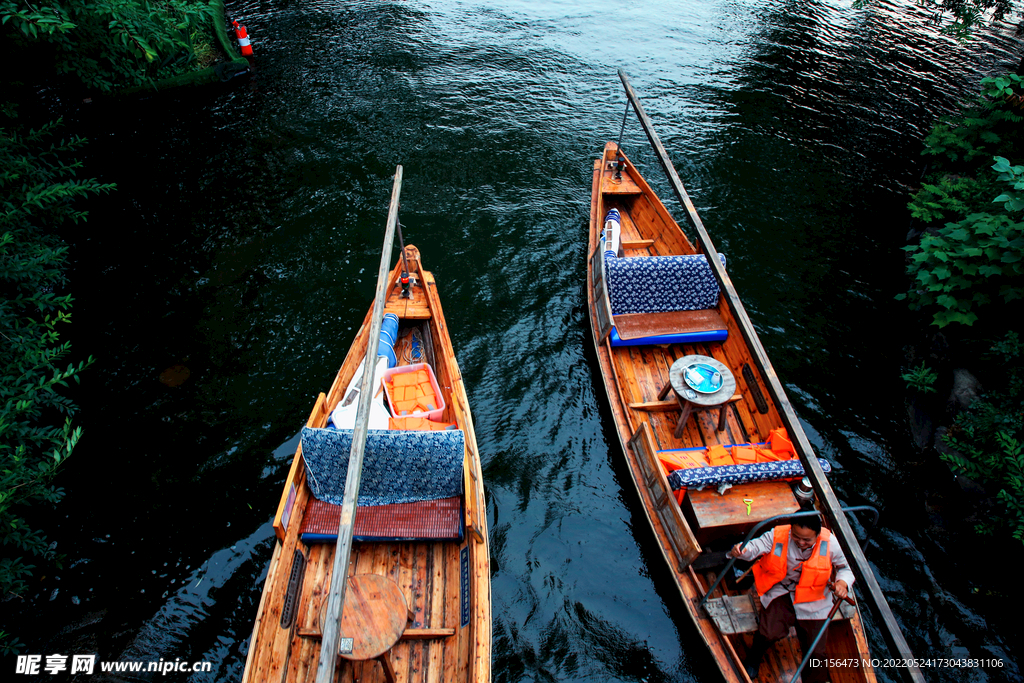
[{"xmin": 5, "ymin": 1, "xmax": 1023, "ymax": 681}]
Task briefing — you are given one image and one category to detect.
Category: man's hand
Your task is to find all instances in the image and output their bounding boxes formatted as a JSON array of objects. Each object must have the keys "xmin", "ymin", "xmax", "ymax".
[
  {"xmin": 727, "ymin": 543, "xmax": 744, "ymax": 559},
  {"xmin": 832, "ymin": 580, "xmax": 848, "ymax": 600}
]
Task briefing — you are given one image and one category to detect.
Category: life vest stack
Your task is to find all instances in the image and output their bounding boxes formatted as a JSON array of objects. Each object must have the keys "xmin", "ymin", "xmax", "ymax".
[{"xmin": 382, "ymin": 362, "xmax": 447, "ymax": 423}]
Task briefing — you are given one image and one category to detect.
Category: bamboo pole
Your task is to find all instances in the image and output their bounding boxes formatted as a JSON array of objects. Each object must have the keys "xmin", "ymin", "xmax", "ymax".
[
  {"xmin": 616, "ymin": 68, "xmax": 923, "ymax": 683},
  {"xmin": 314, "ymin": 165, "xmax": 404, "ymax": 683}
]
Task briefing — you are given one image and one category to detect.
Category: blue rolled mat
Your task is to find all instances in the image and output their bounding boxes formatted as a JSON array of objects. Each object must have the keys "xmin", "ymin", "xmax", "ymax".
[{"xmin": 378, "ymin": 313, "xmax": 399, "ymax": 368}]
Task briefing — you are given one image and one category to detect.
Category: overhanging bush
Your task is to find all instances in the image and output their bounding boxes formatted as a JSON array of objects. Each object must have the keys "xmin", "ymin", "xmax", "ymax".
[{"xmin": 1, "ymin": 119, "xmax": 109, "ymax": 606}]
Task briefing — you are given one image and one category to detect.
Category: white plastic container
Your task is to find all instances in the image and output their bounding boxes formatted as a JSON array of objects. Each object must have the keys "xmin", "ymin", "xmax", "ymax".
[{"xmin": 604, "ymin": 208, "xmax": 622, "ymax": 258}]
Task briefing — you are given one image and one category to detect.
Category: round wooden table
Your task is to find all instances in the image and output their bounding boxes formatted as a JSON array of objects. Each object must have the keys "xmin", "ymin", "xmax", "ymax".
[
  {"xmin": 337, "ymin": 574, "xmax": 411, "ymax": 682},
  {"xmin": 658, "ymin": 354, "xmax": 737, "ymax": 438}
]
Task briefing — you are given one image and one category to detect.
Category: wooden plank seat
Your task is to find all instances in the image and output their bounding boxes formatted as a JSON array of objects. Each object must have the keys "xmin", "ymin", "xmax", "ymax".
[
  {"xmin": 603, "ymin": 253, "xmax": 729, "ymax": 346},
  {"xmin": 300, "ymin": 496, "xmax": 463, "ymax": 543},
  {"xmin": 300, "ymin": 427, "xmax": 464, "ymax": 506},
  {"xmin": 613, "ymin": 309, "xmax": 728, "ymax": 340},
  {"xmin": 298, "ymin": 426, "xmax": 466, "ymax": 542},
  {"xmin": 704, "ymin": 592, "xmax": 857, "ymax": 634},
  {"xmin": 682, "ymin": 481, "xmax": 801, "ymax": 544},
  {"xmin": 704, "ymin": 593, "xmax": 760, "ymax": 635}
]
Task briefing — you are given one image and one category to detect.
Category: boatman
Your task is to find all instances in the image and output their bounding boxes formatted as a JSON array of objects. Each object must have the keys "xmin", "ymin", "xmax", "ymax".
[{"xmin": 728, "ymin": 515, "xmax": 854, "ymax": 682}]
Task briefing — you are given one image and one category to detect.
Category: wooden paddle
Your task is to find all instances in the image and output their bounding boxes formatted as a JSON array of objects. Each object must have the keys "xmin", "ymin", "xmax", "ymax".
[{"xmin": 315, "ymin": 166, "xmax": 404, "ymax": 683}]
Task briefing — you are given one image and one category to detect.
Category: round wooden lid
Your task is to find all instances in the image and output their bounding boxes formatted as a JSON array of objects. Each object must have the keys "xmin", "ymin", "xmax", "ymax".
[{"xmin": 338, "ymin": 574, "xmax": 409, "ymax": 661}]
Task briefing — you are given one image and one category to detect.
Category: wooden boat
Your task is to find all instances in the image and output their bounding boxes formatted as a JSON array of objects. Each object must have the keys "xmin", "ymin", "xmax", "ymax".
[
  {"xmin": 586, "ymin": 119, "xmax": 879, "ymax": 680},
  {"xmin": 243, "ymin": 170, "xmax": 490, "ymax": 683}
]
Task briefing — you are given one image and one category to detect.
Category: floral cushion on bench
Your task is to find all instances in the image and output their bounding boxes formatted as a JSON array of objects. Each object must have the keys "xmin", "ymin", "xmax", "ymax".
[
  {"xmin": 605, "ymin": 253, "xmax": 727, "ymax": 315},
  {"xmin": 301, "ymin": 427, "xmax": 464, "ymax": 506},
  {"xmin": 665, "ymin": 458, "xmax": 832, "ymax": 490}
]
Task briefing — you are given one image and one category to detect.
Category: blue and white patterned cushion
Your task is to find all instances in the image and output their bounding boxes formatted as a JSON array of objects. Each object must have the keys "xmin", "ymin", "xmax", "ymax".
[
  {"xmin": 301, "ymin": 427, "xmax": 464, "ymax": 506},
  {"xmin": 605, "ymin": 253, "xmax": 727, "ymax": 315},
  {"xmin": 665, "ymin": 458, "xmax": 832, "ymax": 490}
]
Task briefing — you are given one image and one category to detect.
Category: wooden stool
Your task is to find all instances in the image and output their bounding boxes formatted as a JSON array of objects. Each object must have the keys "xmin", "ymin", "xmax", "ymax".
[
  {"xmin": 658, "ymin": 354, "xmax": 737, "ymax": 438},
  {"xmin": 338, "ymin": 574, "xmax": 413, "ymax": 683}
]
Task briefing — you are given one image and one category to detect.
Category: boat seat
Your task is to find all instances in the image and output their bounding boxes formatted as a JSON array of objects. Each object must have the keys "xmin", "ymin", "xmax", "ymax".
[
  {"xmin": 300, "ymin": 496, "xmax": 463, "ymax": 543},
  {"xmin": 704, "ymin": 592, "xmax": 856, "ymax": 634},
  {"xmin": 604, "ymin": 253, "xmax": 728, "ymax": 346},
  {"xmin": 300, "ymin": 427, "xmax": 464, "ymax": 506},
  {"xmin": 666, "ymin": 458, "xmax": 832, "ymax": 490},
  {"xmin": 704, "ymin": 593, "xmax": 761, "ymax": 634}
]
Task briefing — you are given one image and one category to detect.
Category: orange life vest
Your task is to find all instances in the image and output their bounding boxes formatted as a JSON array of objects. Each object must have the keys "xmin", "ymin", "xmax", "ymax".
[
  {"xmin": 388, "ymin": 417, "xmax": 455, "ymax": 431},
  {"xmin": 752, "ymin": 525, "xmax": 833, "ymax": 603}
]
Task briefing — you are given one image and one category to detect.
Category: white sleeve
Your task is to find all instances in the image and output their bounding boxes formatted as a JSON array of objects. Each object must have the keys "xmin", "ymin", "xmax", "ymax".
[
  {"xmin": 830, "ymin": 537, "xmax": 855, "ymax": 588},
  {"xmin": 737, "ymin": 529, "xmax": 775, "ymax": 561}
]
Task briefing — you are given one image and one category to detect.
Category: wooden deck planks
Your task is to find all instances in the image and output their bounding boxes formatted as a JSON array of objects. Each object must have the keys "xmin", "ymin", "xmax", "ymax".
[
  {"xmin": 628, "ymin": 195, "xmax": 693, "ymax": 257},
  {"xmin": 443, "ymin": 542, "xmax": 461, "ymax": 683},
  {"xmin": 713, "ymin": 301, "xmax": 785, "ymax": 440},
  {"xmin": 422, "ymin": 543, "xmax": 444, "ymax": 683}
]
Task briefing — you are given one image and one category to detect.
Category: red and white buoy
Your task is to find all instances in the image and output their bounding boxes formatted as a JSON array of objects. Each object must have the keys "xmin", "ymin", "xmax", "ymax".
[{"xmin": 232, "ymin": 20, "xmax": 254, "ymax": 57}]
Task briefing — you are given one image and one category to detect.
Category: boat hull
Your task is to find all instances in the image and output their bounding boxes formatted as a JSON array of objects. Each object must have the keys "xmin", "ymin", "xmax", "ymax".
[
  {"xmin": 586, "ymin": 142, "xmax": 874, "ymax": 683},
  {"xmin": 243, "ymin": 246, "xmax": 490, "ymax": 683}
]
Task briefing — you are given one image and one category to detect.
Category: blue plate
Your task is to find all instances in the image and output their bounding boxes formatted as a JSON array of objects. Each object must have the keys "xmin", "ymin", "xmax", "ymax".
[{"xmin": 683, "ymin": 363, "xmax": 722, "ymax": 394}]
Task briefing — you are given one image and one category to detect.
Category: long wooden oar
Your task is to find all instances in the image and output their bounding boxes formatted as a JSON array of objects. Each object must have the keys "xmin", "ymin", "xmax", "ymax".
[
  {"xmin": 315, "ymin": 165, "xmax": 404, "ymax": 683},
  {"xmin": 616, "ymin": 68, "xmax": 923, "ymax": 683}
]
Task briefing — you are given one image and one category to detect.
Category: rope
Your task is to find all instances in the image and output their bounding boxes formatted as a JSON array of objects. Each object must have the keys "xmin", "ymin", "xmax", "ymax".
[{"xmin": 402, "ymin": 328, "xmax": 424, "ymax": 364}]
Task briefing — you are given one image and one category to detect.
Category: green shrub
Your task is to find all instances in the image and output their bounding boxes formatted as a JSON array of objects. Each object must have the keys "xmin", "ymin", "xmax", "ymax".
[
  {"xmin": 1, "ymin": 0, "xmax": 216, "ymax": 91},
  {"xmin": 1, "ymin": 119, "xmax": 109, "ymax": 602},
  {"xmin": 902, "ymin": 362, "xmax": 938, "ymax": 393},
  {"xmin": 909, "ymin": 73, "xmax": 1024, "ymax": 226},
  {"xmin": 899, "ymin": 158, "xmax": 1024, "ymax": 327},
  {"xmin": 941, "ymin": 333, "xmax": 1024, "ymax": 542}
]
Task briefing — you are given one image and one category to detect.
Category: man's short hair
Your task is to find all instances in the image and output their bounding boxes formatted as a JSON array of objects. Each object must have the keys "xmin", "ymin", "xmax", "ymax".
[{"xmin": 792, "ymin": 514, "xmax": 822, "ymax": 535}]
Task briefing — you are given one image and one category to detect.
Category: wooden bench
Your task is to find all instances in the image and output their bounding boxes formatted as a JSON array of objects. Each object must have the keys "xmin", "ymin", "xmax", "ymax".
[
  {"xmin": 603, "ymin": 253, "xmax": 729, "ymax": 346},
  {"xmin": 681, "ymin": 480, "xmax": 801, "ymax": 545},
  {"xmin": 704, "ymin": 591, "xmax": 856, "ymax": 634},
  {"xmin": 300, "ymin": 496, "xmax": 463, "ymax": 543},
  {"xmin": 614, "ymin": 309, "xmax": 728, "ymax": 341}
]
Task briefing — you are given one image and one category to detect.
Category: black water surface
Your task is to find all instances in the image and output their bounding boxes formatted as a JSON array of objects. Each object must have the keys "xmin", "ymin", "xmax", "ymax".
[{"xmin": 4, "ymin": 1, "xmax": 1022, "ymax": 681}]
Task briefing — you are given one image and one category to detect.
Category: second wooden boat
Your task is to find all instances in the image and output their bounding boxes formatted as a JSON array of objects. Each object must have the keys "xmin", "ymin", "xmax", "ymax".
[
  {"xmin": 243, "ymin": 168, "xmax": 490, "ymax": 683},
  {"xmin": 586, "ymin": 88, "xmax": 881, "ymax": 682}
]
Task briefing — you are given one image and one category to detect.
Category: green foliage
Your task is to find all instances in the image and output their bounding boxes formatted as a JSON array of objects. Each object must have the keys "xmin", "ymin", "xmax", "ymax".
[
  {"xmin": 1, "ymin": 118, "xmax": 109, "ymax": 601},
  {"xmin": 913, "ymin": 74, "xmax": 1024, "ymax": 224},
  {"xmin": 941, "ymin": 333, "xmax": 1024, "ymax": 542},
  {"xmin": 909, "ymin": 174, "xmax": 999, "ymax": 224},
  {"xmin": 854, "ymin": 1, "xmax": 1020, "ymax": 40},
  {"xmin": 899, "ymin": 159, "xmax": 1024, "ymax": 327},
  {"xmin": 902, "ymin": 362, "xmax": 939, "ymax": 393},
  {"xmin": 0, "ymin": 631, "xmax": 22, "ymax": 656},
  {"xmin": 900, "ymin": 74, "xmax": 1024, "ymax": 327},
  {"xmin": 1, "ymin": 0, "xmax": 217, "ymax": 92},
  {"xmin": 909, "ymin": 74, "xmax": 1024, "ymax": 226},
  {"xmin": 992, "ymin": 155, "xmax": 1024, "ymax": 211}
]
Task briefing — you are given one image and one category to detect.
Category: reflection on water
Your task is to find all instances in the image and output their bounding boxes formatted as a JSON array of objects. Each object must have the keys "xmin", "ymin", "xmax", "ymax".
[{"xmin": 4, "ymin": 0, "xmax": 1021, "ymax": 680}]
